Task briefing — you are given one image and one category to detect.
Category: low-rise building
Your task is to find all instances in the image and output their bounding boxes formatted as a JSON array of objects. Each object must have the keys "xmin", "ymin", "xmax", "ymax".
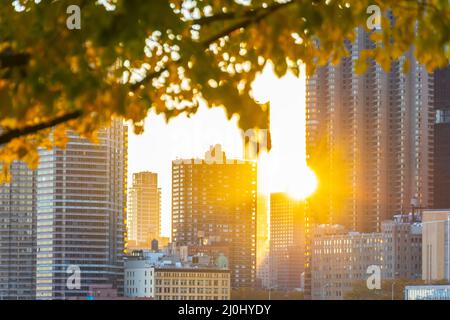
[
  {"xmin": 311, "ymin": 225, "xmax": 384, "ymax": 300},
  {"xmin": 382, "ymin": 216, "xmax": 422, "ymax": 279},
  {"xmin": 311, "ymin": 216, "xmax": 423, "ymax": 300},
  {"xmin": 124, "ymin": 251, "xmax": 231, "ymax": 300}
]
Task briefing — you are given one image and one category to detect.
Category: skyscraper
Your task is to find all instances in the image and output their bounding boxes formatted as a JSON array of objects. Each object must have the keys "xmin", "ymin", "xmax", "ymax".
[
  {"xmin": 127, "ymin": 172, "xmax": 161, "ymax": 249},
  {"xmin": 35, "ymin": 121, "xmax": 128, "ymax": 299},
  {"xmin": 243, "ymin": 129, "xmax": 270, "ymax": 289},
  {"xmin": 306, "ymin": 27, "xmax": 434, "ymax": 233},
  {"xmin": 433, "ymin": 65, "xmax": 450, "ymax": 209},
  {"xmin": 269, "ymin": 193, "xmax": 306, "ymax": 291},
  {"xmin": 256, "ymin": 194, "xmax": 269, "ymax": 288},
  {"xmin": 0, "ymin": 161, "xmax": 36, "ymax": 300},
  {"xmin": 172, "ymin": 145, "xmax": 257, "ymax": 288}
]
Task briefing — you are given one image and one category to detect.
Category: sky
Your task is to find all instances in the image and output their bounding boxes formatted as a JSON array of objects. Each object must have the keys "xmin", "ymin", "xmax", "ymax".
[{"xmin": 128, "ymin": 65, "xmax": 316, "ymax": 237}]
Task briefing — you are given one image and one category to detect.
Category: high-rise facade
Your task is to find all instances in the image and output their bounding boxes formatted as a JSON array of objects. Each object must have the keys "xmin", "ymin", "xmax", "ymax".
[
  {"xmin": 256, "ymin": 193, "xmax": 269, "ymax": 288},
  {"xmin": 0, "ymin": 162, "xmax": 36, "ymax": 300},
  {"xmin": 269, "ymin": 193, "xmax": 306, "ymax": 291},
  {"xmin": 306, "ymin": 28, "xmax": 434, "ymax": 233},
  {"xmin": 433, "ymin": 65, "xmax": 450, "ymax": 209},
  {"xmin": 172, "ymin": 145, "xmax": 257, "ymax": 288},
  {"xmin": 35, "ymin": 121, "xmax": 128, "ymax": 299},
  {"xmin": 127, "ymin": 172, "xmax": 161, "ymax": 249}
]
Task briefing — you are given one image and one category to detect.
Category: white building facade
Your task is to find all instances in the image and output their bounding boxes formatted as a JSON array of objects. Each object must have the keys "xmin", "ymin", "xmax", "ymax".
[{"xmin": 124, "ymin": 259, "xmax": 231, "ymax": 300}]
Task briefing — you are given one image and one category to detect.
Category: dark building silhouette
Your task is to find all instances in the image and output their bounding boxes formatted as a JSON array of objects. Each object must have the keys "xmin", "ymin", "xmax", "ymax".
[
  {"xmin": 269, "ymin": 193, "xmax": 306, "ymax": 291},
  {"xmin": 434, "ymin": 65, "xmax": 450, "ymax": 209}
]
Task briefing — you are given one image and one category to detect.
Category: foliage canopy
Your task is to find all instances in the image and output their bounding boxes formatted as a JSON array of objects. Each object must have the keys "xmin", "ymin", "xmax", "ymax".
[{"xmin": 1, "ymin": 0, "xmax": 449, "ymax": 179}]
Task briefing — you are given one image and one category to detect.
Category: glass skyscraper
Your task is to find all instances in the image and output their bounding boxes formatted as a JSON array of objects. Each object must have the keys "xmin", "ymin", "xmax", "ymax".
[
  {"xmin": 0, "ymin": 161, "xmax": 36, "ymax": 300},
  {"xmin": 35, "ymin": 121, "xmax": 128, "ymax": 299}
]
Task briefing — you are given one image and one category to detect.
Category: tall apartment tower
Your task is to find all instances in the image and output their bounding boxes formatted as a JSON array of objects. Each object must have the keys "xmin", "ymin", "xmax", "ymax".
[
  {"xmin": 433, "ymin": 65, "xmax": 450, "ymax": 209},
  {"xmin": 306, "ymin": 27, "xmax": 434, "ymax": 233},
  {"xmin": 0, "ymin": 162, "xmax": 36, "ymax": 300},
  {"xmin": 243, "ymin": 129, "xmax": 270, "ymax": 288},
  {"xmin": 127, "ymin": 172, "xmax": 161, "ymax": 249},
  {"xmin": 35, "ymin": 121, "xmax": 128, "ymax": 299},
  {"xmin": 172, "ymin": 145, "xmax": 257, "ymax": 288},
  {"xmin": 269, "ymin": 193, "xmax": 306, "ymax": 291},
  {"xmin": 256, "ymin": 194, "xmax": 269, "ymax": 288}
]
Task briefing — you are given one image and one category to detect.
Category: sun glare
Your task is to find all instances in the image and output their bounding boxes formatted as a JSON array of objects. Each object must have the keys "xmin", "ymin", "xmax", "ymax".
[
  {"xmin": 252, "ymin": 63, "xmax": 317, "ymax": 200},
  {"xmin": 287, "ymin": 167, "xmax": 318, "ymax": 200}
]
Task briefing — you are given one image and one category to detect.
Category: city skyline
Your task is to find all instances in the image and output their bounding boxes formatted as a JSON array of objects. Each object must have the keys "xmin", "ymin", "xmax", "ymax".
[
  {"xmin": 1, "ymin": 0, "xmax": 450, "ymax": 303},
  {"xmin": 128, "ymin": 66, "xmax": 316, "ymax": 238},
  {"xmin": 0, "ymin": 64, "xmax": 449, "ymax": 301}
]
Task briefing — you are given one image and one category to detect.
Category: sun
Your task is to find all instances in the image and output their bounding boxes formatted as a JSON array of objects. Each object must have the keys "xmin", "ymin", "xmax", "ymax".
[
  {"xmin": 253, "ymin": 63, "xmax": 318, "ymax": 200},
  {"xmin": 258, "ymin": 151, "xmax": 318, "ymax": 200},
  {"xmin": 287, "ymin": 167, "xmax": 318, "ymax": 200}
]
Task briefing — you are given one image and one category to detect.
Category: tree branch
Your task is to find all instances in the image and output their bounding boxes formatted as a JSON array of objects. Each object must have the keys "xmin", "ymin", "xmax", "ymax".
[
  {"xmin": 132, "ymin": 1, "xmax": 295, "ymax": 91},
  {"xmin": 191, "ymin": 1, "xmax": 296, "ymax": 26},
  {"xmin": 0, "ymin": 51, "xmax": 30, "ymax": 69},
  {"xmin": 191, "ymin": 9, "xmax": 259, "ymax": 26},
  {"xmin": 199, "ymin": 1, "xmax": 292, "ymax": 48},
  {"xmin": 0, "ymin": 110, "xmax": 83, "ymax": 146}
]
